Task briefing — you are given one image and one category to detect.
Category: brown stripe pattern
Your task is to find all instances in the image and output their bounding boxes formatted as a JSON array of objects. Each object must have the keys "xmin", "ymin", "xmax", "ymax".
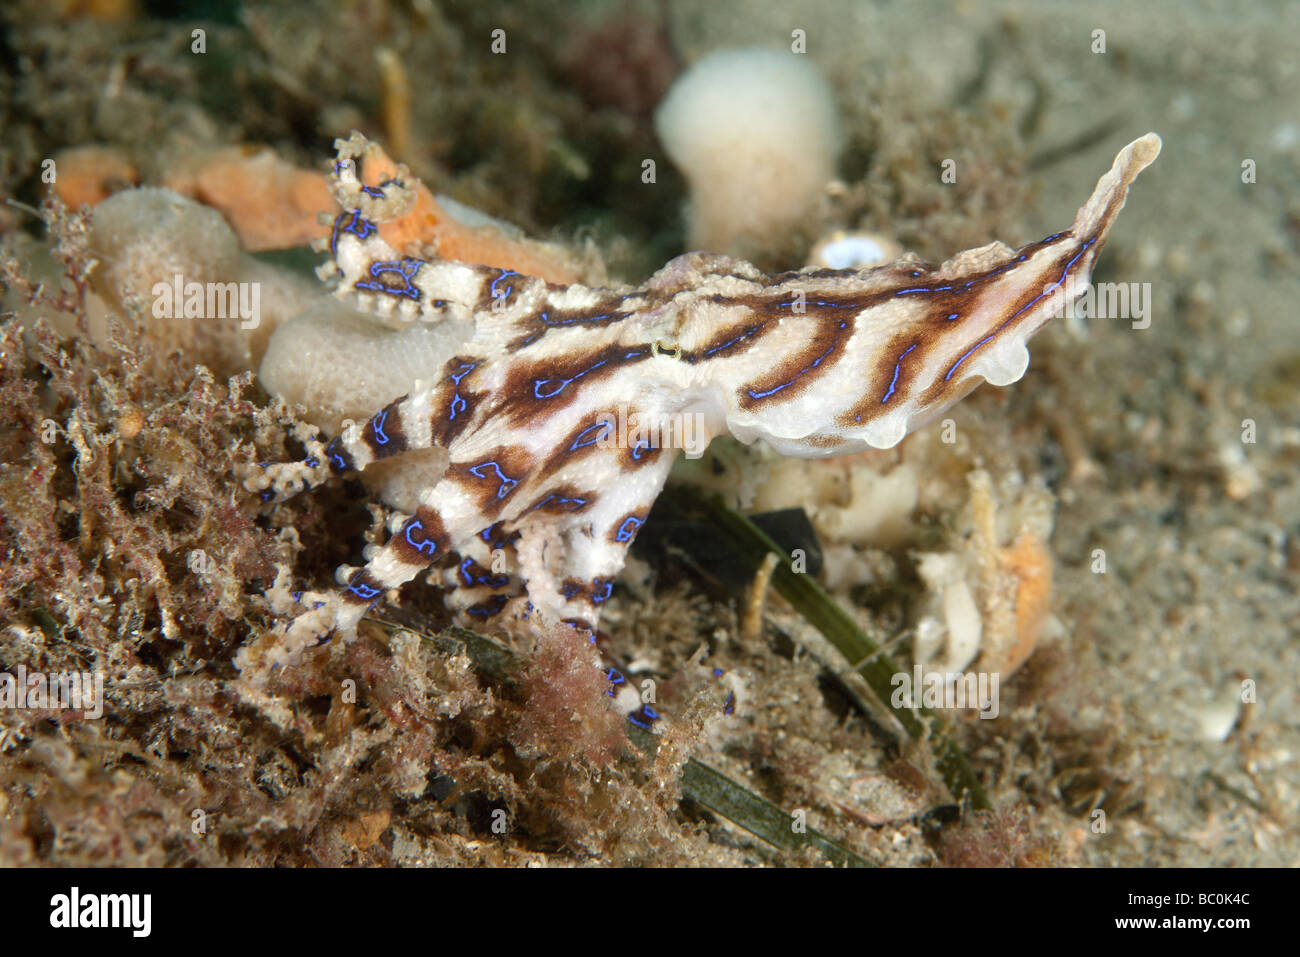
[{"xmin": 252, "ymin": 133, "xmax": 1159, "ymax": 668}]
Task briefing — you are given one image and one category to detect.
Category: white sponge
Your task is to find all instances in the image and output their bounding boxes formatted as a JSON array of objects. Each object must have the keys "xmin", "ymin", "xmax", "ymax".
[{"xmin": 654, "ymin": 47, "xmax": 841, "ymax": 259}]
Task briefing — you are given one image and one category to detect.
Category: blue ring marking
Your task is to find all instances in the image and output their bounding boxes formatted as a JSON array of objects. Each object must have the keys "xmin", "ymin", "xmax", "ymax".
[
  {"xmin": 465, "ymin": 594, "xmax": 508, "ymax": 618},
  {"xmin": 535, "ymin": 297, "xmax": 632, "ymax": 328},
  {"xmin": 475, "ymin": 523, "xmax": 517, "ymax": 550},
  {"xmin": 467, "ymin": 460, "xmax": 518, "ymax": 499},
  {"xmin": 614, "ymin": 515, "xmax": 643, "ymax": 543},
  {"xmin": 533, "ymin": 358, "xmax": 608, "ymax": 399},
  {"xmin": 746, "ymin": 345, "xmax": 835, "ymax": 400},
  {"xmin": 788, "ymin": 231, "xmax": 1071, "ymax": 310},
  {"xmin": 355, "ymin": 257, "xmax": 424, "ymax": 301},
  {"xmin": 946, "ymin": 337, "xmax": 998, "ymax": 382},
  {"xmin": 704, "ymin": 326, "xmax": 759, "ymax": 357},
  {"xmin": 628, "ymin": 704, "xmax": 660, "ymax": 729},
  {"xmin": 943, "ymin": 238, "xmax": 1094, "ymax": 382},
  {"xmin": 534, "ymin": 377, "xmax": 568, "ymax": 399},
  {"xmin": 347, "ymin": 580, "xmax": 382, "ymax": 601},
  {"xmin": 778, "ymin": 299, "xmax": 862, "ymax": 309},
  {"xmin": 527, "ymin": 493, "xmax": 588, "ymax": 513},
  {"xmin": 946, "ymin": 312, "xmax": 959, "ymax": 321},
  {"xmin": 448, "ymin": 361, "xmax": 477, "ymax": 420},
  {"xmin": 288, "ymin": 592, "xmax": 322, "ymax": 611},
  {"xmin": 881, "ymin": 343, "xmax": 919, "ymax": 404},
  {"xmin": 456, "ymin": 557, "xmax": 509, "ymax": 589},
  {"xmin": 324, "ymin": 436, "xmax": 352, "ymax": 472},
  {"xmin": 569, "ymin": 420, "xmax": 613, "ymax": 452},
  {"xmin": 562, "ymin": 582, "xmax": 581, "ymax": 599},
  {"xmin": 539, "ymin": 308, "xmax": 615, "ymax": 327},
  {"xmin": 954, "ymin": 251, "xmax": 1031, "ymax": 292},
  {"xmin": 329, "ymin": 210, "xmax": 377, "ymax": 269},
  {"xmin": 403, "ymin": 519, "xmax": 440, "ymax": 557},
  {"xmin": 724, "ymin": 692, "xmax": 736, "ymax": 716},
  {"xmin": 360, "ymin": 183, "xmax": 385, "ymax": 198},
  {"xmin": 606, "ymin": 668, "xmax": 625, "ymax": 698},
  {"xmin": 371, "ymin": 409, "xmax": 390, "ymax": 445},
  {"xmin": 630, "ymin": 438, "xmax": 649, "ymax": 460},
  {"xmin": 591, "ymin": 579, "xmax": 612, "ymax": 603},
  {"xmin": 893, "ymin": 285, "xmax": 955, "ymax": 295},
  {"xmin": 490, "ymin": 269, "xmax": 519, "ymax": 302},
  {"xmin": 304, "ymin": 456, "xmax": 319, "ymax": 468}
]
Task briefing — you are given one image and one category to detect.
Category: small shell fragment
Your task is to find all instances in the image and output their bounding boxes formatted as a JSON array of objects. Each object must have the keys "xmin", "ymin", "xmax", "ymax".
[{"xmin": 807, "ymin": 230, "xmax": 902, "ymax": 270}]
